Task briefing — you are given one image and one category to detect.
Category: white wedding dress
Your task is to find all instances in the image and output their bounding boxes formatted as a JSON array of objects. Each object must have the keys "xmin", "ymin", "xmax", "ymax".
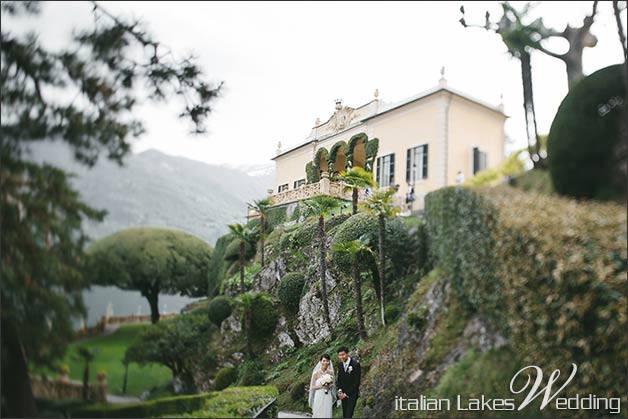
[{"xmin": 308, "ymin": 361, "xmax": 336, "ymax": 418}]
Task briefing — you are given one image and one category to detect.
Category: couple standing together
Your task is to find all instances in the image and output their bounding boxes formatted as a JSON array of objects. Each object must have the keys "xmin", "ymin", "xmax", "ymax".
[{"xmin": 308, "ymin": 346, "xmax": 361, "ymax": 418}]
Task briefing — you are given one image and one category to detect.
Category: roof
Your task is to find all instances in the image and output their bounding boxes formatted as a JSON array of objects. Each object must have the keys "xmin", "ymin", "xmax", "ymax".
[{"xmin": 271, "ymin": 85, "xmax": 506, "ymax": 160}]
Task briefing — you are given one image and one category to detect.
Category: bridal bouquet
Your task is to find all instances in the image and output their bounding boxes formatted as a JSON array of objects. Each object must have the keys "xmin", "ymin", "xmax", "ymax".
[{"xmin": 320, "ymin": 373, "xmax": 334, "ymax": 394}]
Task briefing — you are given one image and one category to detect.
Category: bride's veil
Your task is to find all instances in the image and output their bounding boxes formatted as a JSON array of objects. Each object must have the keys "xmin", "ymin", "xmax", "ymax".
[{"xmin": 308, "ymin": 359, "xmax": 337, "ymax": 408}]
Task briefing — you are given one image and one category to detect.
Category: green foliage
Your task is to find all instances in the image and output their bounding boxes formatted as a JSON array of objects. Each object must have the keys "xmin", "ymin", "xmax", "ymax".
[
  {"xmin": 345, "ymin": 132, "xmax": 368, "ymax": 168},
  {"xmin": 214, "ymin": 367, "xmax": 238, "ymax": 391},
  {"xmin": 207, "ymin": 234, "xmax": 233, "ymax": 297},
  {"xmin": 277, "ymin": 273, "xmax": 306, "ymax": 315},
  {"xmin": 331, "ymin": 212, "xmax": 412, "ymax": 278},
  {"xmin": 222, "ymin": 263, "xmax": 261, "ymax": 294},
  {"xmin": 125, "ymin": 311, "xmax": 214, "ymax": 393},
  {"xmin": 207, "ymin": 296, "xmax": 232, "ymax": 327},
  {"xmin": 239, "ymin": 292, "xmax": 279, "ymax": 344},
  {"xmin": 87, "ymin": 227, "xmax": 213, "ymax": 298},
  {"xmin": 265, "ymin": 206, "xmax": 287, "ymax": 231},
  {"xmin": 237, "ymin": 359, "xmax": 266, "ymax": 386},
  {"xmin": 406, "ymin": 305, "xmax": 428, "ymax": 331},
  {"xmin": 508, "ymin": 168, "xmax": 555, "ymax": 195},
  {"xmin": 423, "ymin": 187, "xmax": 499, "ymax": 312},
  {"xmin": 548, "ymin": 64, "xmax": 627, "ymax": 200},
  {"xmin": 383, "ymin": 305, "xmax": 400, "ymax": 324},
  {"xmin": 223, "ymin": 238, "xmax": 256, "ymax": 262},
  {"xmin": 424, "ymin": 185, "xmax": 627, "ymax": 399},
  {"xmin": 337, "ymin": 167, "xmax": 376, "ymax": 191},
  {"xmin": 466, "ymin": 149, "xmax": 526, "ymax": 186},
  {"xmin": 364, "ymin": 137, "xmax": 379, "ymax": 172},
  {"xmin": 69, "ymin": 386, "xmax": 278, "ymax": 419},
  {"xmin": 305, "ymin": 161, "xmax": 317, "ymax": 184},
  {"xmin": 1, "ymin": 2, "xmax": 221, "ymax": 414},
  {"xmin": 313, "ymin": 148, "xmax": 328, "ymax": 182}
]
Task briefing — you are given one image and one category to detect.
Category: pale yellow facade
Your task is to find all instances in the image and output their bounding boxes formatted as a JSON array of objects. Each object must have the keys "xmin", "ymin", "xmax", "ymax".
[{"xmin": 271, "ymin": 82, "xmax": 507, "ymax": 211}]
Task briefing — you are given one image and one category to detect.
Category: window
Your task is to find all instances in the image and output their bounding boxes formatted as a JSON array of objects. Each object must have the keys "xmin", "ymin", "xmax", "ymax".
[
  {"xmin": 406, "ymin": 144, "xmax": 428, "ymax": 184},
  {"xmin": 376, "ymin": 153, "xmax": 395, "ymax": 187},
  {"xmin": 472, "ymin": 147, "xmax": 488, "ymax": 174},
  {"xmin": 278, "ymin": 183, "xmax": 289, "ymax": 193},
  {"xmin": 293, "ymin": 179, "xmax": 306, "ymax": 189}
]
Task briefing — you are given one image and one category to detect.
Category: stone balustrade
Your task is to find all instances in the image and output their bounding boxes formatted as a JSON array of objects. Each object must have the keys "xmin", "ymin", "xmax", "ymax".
[{"xmin": 269, "ymin": 173, "xmax": 367, "ymax": 207}]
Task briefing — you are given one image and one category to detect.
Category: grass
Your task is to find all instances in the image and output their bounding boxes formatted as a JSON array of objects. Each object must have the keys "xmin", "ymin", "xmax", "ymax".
[{"xmin": 42, "ymin": 323, "xmax": 172, "ymax": 397}]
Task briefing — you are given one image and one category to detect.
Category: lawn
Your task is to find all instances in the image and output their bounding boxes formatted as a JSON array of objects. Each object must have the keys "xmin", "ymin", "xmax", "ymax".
[{"xmin": 48, "ymin": 323, "xmax": 173, "ymax": 397}]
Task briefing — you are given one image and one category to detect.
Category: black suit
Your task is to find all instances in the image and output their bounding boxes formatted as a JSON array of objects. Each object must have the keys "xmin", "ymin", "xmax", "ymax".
[{"xmin": 336, "ymin": 358, "xmax": 361, "ymax": 418}]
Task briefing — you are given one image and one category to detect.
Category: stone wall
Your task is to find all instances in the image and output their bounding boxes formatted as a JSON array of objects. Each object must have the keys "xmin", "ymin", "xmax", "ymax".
[{"xmin": 30, "ymin": 375, "xmax": 107, "ymax": 403}]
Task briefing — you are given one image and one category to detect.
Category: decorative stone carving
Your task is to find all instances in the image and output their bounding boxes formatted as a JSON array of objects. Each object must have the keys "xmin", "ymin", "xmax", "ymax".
[{"xmin": 329, "ymin": 106, "xmax": 355, "ymax": 131}]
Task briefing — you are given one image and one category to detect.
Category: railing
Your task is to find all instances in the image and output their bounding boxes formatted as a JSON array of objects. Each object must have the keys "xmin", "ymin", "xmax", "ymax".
[{"xmin": 252, "ymin": 397, "xmax": 278, "ymax": 418}]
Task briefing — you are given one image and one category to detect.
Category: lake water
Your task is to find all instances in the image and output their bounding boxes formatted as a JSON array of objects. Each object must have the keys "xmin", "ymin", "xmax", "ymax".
[{"xmin": 76, "ymin": 285, "xmax": 203, "ymax": 329}]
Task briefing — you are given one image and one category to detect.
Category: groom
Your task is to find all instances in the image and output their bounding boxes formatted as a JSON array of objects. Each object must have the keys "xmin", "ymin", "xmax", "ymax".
[{"xmin": 336, "ymin": 346, "xmax": 361, "ymax": 418}]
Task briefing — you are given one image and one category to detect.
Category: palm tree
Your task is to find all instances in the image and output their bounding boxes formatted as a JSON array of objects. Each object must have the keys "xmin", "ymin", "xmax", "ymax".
[
  {"xmin": 332, "ymin": 237, "xmax": 373, "ymax": 339},
  {"xmin": 248, "ymin": 198, "xmax": 272, "ymax": 267},
  {"xmin": 301, "ymin": 195, "xmax": 341, "ymax": 329},
  {"xmin": 362, "ymin": 187, "xmax": 399, "ymax": 327},
  {"xmin": 338, "ymin": 167, "xmax": 376, "ymax": 214},
  {"xmin": 228, "ymin": 223, "xmax": 260, "ymax": 293}
]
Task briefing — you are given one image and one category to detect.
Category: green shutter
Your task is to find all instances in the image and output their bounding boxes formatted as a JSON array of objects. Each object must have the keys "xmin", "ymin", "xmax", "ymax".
[
  {"xmin": 389, "ymin": 153, "xmax": 395, "ymax": 185},
  {"xmin": 423, "ymin": 144, "xmax": 429, "ymax": 179},
  {"xmin": 406, "ymin": 148, "xmax": 412, "ymax": 183}
]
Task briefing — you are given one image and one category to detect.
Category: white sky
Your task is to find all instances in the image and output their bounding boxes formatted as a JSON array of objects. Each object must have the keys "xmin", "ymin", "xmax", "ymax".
[{"xmin": 8, "ymin": 1, "xmax": 627, "ymax": 166}]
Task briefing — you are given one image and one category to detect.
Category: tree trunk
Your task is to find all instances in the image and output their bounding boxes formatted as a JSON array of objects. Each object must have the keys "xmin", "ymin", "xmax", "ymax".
[
  {"xmin": 82, "ymin": 363, "xmax": 90, "ymax": 401},
  {"xmin": 520, "ymin": 51, "xmax": 545, "ymax": 169},
  {"xmin": 239, "ymin": 241, "xmax": 245, "ymax": 293},
  {"xmin": 245, "ymin": 310, "xmax": 253, "ymax": 357},
  {"xmin": 260, "ymin": 214, "xmax": 265, "ymax": 268},
  {"xmin": 147, "ymin": 291, "xmax": 160, "ymax": 324},
  {"xmin": 318, "ymin": 215, "xmax": 331, "ymax": 329},
  {"xmin": 0, "ymin": 318, "xmax": 38, "ymax": 418},
  {"xmin": 352, "ymin": 260, "xmax": 367, "ymax": 339},
  {"xmin": 378, "ymin": 213, "xmax": 386, "ymax": 327},
  {"xmin": 352, "ymin": 187, "xmax": 358, "ymax": 214},
  {"xmin": 122, "ymin": 363, "xmax": 129, "ymax": 394}
]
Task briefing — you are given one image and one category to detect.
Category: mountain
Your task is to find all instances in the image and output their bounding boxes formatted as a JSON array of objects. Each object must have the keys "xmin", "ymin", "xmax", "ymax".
[{"xmin": 24, "ymin": 141, "xmax": 275, "ymax": 245}]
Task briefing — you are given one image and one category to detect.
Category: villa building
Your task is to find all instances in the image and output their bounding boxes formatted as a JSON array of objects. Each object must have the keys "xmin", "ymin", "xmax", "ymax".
[{"xmin": 268, "ymin": 71, "xmax": 507, "ymax": 213}]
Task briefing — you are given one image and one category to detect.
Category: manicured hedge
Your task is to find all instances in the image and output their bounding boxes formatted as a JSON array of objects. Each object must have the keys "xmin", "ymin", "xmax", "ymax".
[
  {"xmin": 277, "ymin": 272, "xmax": 306, "ymax": 315},
  {"xmin": 70, "ymin": 386, "xmax": 278, "ymax": 418},
  {"xmin": 424, "ymin": 185, "xmax": 627, "ymax": 399},
  {"xmin": 214, "ymin": 366, "xmax": 238, "ymax": 390}
]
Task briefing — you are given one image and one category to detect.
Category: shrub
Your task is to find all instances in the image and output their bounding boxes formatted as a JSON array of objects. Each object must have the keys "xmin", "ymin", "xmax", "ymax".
[
  {"xmin": 266, "ymin": 206, "xmax": 287, "ymax": 231},
  {"xmin": 547, "ymin": 64, "xmax": 626, "ymax": 200},
  {"xmin": 207, "ymin": 234, "xmax": 233, "ymax": 297},
  {"xmin": 406, "ymin": 305, "xmax": 428, "ymax": 331},
  {"xmin": 247, "ymin": 293, "xmax": 279, "ymax": 343},
  {"xmin": 207, "ymin": 296, "xmax": 232, "ymax": 327},
  {"xmin": 425, "ymin": 185, "xmax": 627, "ymax": 400},
  {"xmin": 277, "ymin": 273, "xmax": 306, "ymax": 315},
  {"xmin": 331, "ymin": 212, "xmax": 413, "ymax": 278},
  {"xmin": 237, "ymin": 359, "xmax": 266, "ymax": 386},
  {"xmin": 384, "ymin": 305, "xmax": 400, "ymax": 324},
  {"xmin": 214, "ymin": 367, "xmax": 238, "ymax": 391},
  {"xmin": 290, "ymin": 382, "xmax": 306, "ymax": 401}
]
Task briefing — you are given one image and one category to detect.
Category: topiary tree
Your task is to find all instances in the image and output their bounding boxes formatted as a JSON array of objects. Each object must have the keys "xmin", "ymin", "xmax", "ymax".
[
  {"xmin": 237, "ymin": 292, "xmax": 279, "ymax": 357},
  {"xmin": 547, "ymin": 64, "xmax": 627, "ymax": 200},
  {"xmin": 207, "ymin": 296, "xmax": 232, "ymax": 327},
  {"xmin": 277, "ymin": 273, "xmax": 306, "ymax": 315},
  {"xmin": 86, "ymin": 227, "xmax": 212, "ymax": 323}
]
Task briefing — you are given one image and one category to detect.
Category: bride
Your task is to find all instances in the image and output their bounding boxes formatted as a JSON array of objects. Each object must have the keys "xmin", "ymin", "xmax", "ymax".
[{"xmin": 308, "ymin": 354, "xmax": 337, "ymax": 418}]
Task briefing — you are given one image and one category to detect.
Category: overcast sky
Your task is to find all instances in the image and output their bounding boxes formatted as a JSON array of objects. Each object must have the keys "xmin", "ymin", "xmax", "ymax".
[{"xmin": 9, "ymin": 1, "xmax": 627, "ymax": 166}]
